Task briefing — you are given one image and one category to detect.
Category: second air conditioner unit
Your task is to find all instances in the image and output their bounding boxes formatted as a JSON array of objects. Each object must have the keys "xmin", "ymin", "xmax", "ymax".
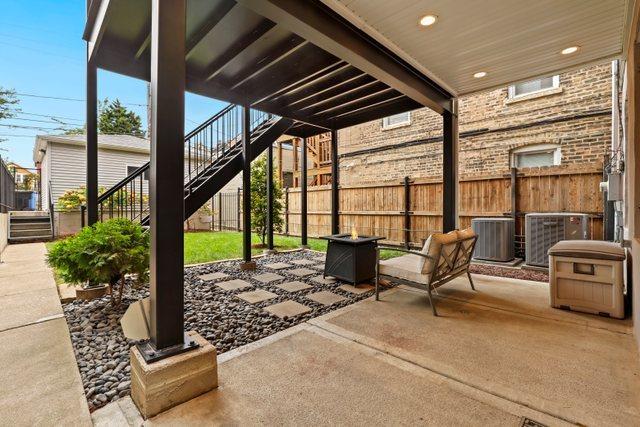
[{"xmin": 525, "ymin": 213, "xmax": 590, "ymax": 268}]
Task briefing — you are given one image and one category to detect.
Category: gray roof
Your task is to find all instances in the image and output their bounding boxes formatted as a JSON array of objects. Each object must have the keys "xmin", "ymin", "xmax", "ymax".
[{"xmin": 34, "ymin": 134, "xmax": 150, "ymax": 164}]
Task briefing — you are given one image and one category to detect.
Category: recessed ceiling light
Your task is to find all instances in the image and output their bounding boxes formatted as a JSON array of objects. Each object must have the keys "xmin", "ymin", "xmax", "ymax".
[
  {"xmin": 419, "ymin": 15, "xmax": 437, "ymax": 26},
  {"xmin": 561, "ymin": 46, "xmax": 579, "ymax": 55},
  {"xmin": 473, "ymin": 71, "xmax": 487, "ymax": 78}
]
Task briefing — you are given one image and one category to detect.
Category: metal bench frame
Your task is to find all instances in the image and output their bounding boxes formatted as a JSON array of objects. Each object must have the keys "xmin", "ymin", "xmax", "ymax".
[{"xmin": 375, "ymin": 235, "xmax": 478, "ymax": 316}]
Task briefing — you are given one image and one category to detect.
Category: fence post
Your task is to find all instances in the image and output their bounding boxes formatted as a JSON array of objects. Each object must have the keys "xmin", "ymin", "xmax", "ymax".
[
  {"xmin": 81, "ymin": 205, "xmax": 86, "ymax": 228},
  {"xmin": 404, "ymin": 176, "xmax": 411, "ymax": 249},
  {"xmin": 510, "ymin": 167, "xmax": 517, "ymax": 220},
  {"xmin": 285, "ymin": 187, "xmax": 289, "ymax": 236},
  {"xmin": 236, "ymin": 187, "xmax": 241, "ymax": 232},
  {"xmin": 218, "ymin": 193, "xmax": 222, "ymax": 231}
]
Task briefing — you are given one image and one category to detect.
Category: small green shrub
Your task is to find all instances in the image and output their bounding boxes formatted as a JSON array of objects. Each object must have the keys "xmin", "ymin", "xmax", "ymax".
[{"xmin": 46, "ymin": 218, "xmax": 150, "ymax": 305}]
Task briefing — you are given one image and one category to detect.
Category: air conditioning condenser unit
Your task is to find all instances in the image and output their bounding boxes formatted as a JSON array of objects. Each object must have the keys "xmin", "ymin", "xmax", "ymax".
[
  {"xmin": 471, "ymin": 217, "xmax": 515, "ymax": 262},
  {"xmin": 525, "ymin": 213, "xmax": 589, "ymax": 268}
]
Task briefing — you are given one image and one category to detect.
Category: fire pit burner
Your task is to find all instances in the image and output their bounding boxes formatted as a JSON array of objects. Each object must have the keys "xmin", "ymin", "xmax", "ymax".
[{"xmin": 321, "ymin": 233, "xmax": 384, "ymax": 285}]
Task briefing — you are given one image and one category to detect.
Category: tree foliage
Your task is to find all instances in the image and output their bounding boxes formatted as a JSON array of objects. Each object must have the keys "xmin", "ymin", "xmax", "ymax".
[
  {"xmin": 46, "ymin": 219, "xmax": 150, "ymax": 306},
  {"xmin": 250, "ymin": 154, "xmax": 284, "ymax": 244},
  {"xmin": 98, "ymin": 98, "xmax": 144, "ymax": 137},
  {"xmin": 0, "ymin": 87, "xmax": 18, "ymax": 120},
  {"xmin": 0, "ymin": 88, "xmax": 18, "ymax": 142}
]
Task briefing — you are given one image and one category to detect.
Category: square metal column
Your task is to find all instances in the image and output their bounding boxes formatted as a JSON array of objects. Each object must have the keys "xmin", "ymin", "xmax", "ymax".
[
  {"xmin": 301, "ymin": 137, "xmax": 308, "ymax": 247},
  {"xmin": 442, "ymin": 105, "xmax": 459, "ymax": 233},
  {"xmin": 86, "ymin": 53, "xmax": 98, "ymax": 226},
  {"xmin": 330, "ymin": 130, "xmax": 339, "ymax": 235},
  {"xmin": 266, "ymin": 143, "xmax": 274, "ymax": 250},
  {"xmin": 241, "ymin": 106, "xmax": 255, "ymax": 268},
  {"xmin": 148, "ymin": 0, "xmax": 187, "ymax": 352}
]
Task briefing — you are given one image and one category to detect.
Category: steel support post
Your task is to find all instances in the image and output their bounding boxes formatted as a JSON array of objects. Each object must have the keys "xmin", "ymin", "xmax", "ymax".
[
  {"xmin": 442, "ymin": 106, "xmax": 459, "ymax": 233},
  {"xmin": 330, "ymin": 130, "xmax": 339, "ymax": 235},
  {"xmin": 267, "ymin": 143, "xmax": 274, "ymax": 250},
  {"xmin": 141, "ymin": 0, "xmax": 193, "ymax": 361},
  {"xmin": 301, "ymin": 137, "xmax": 308, "ymax": 246},
  {"xmin": 86, "ymin": 57, "xmax": 98, "ymax": 225},
  {"xmin": 241, "ymin": 106, "xmax": 254, "ymax": 267}
]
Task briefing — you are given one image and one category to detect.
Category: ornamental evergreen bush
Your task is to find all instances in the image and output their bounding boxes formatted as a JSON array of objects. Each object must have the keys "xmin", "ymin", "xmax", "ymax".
[{"xmin": 47, "ymin": 218, "xmax": 149, "ymax": 306}]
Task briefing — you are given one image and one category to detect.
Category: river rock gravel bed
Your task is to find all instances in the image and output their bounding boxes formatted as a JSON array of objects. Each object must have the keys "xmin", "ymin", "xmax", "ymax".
[{"xmin": 63, "ymin": 250, "xmax": 390, "ymax": 411}]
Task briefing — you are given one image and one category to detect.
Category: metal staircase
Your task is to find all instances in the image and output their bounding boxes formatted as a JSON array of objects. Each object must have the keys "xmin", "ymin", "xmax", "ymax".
[{"xmin": 96, "ymin": 105, "xmax": 293, "ymax": 225}]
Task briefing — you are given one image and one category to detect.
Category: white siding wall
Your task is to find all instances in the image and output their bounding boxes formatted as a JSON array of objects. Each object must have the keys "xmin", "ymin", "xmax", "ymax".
[{"xmin": 49, "ymin": 142, "xmax": 149, "ymax": 206}]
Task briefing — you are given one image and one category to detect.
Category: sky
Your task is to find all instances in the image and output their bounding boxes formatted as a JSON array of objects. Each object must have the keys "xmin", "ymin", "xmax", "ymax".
[{"xmin": 0, "ymin": 0, "xmax": 227, "ymax": 168}]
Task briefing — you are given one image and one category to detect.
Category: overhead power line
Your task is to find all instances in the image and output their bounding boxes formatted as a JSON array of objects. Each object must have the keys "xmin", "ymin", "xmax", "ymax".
[{"xmin": 15, "ymin": 92, "xmax": 147, "ymax": 107}]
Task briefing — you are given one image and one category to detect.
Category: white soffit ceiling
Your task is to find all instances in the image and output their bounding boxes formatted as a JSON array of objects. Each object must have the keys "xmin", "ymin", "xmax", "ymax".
[{"xmin": 324, "ymin": 0, "xmax": 632, "ymax": 96}]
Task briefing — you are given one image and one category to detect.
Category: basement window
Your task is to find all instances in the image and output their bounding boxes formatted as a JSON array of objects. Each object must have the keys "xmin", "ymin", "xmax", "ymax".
[
  {"xmin": 126, "ymin": 165, "xmax": 149, "ymax": 181},
  {"xmin": 508, "ymin": 75, "xmax": 560, "ymax": 99},
  {"xmin": 511, "ymin": 144, "xmax": 561, "ymax": 168},
  {"xmin": 382, "ymin": 112, "xmax": 411, "ymax": 129}
]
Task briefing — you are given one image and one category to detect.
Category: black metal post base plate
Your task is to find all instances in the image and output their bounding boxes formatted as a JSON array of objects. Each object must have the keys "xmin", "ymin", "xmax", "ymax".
[{"xmin": 136, "ymin": 333, "xmax": 199, "ymax": 364}]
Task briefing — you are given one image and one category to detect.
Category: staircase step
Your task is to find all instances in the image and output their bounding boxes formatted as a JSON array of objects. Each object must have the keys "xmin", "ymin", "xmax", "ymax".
[
  {"xmin": 11, "ymin": 228, "xmax": 52, "ymax": 238},
  {"xmin": 10, "ymin": 222, "xmax": 52, "ymax": 230},
  {"xmin": 10, "ymin": 216, "xmax": 50, "ymax": 223},
  {"xmin": 9, "ymin": 235, "xmax": 52, "ymax": 243}
]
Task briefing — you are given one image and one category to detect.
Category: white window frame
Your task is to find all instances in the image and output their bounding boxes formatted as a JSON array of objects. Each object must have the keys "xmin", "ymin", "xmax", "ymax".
[
  {"xmin": 382, "ymin": 112, "xmax": 411, "ymax": 130},
  {"xmin": 508, "ymin": 75, "xmax": 560, "ymax": 99},
  {"xmin": 511, "ymin": 144, "xmax": 561, "ymax": 168}
]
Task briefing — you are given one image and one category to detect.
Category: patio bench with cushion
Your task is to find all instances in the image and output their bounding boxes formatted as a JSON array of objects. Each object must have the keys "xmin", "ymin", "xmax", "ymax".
[{"xmin": 375, "ymin": 228, "xmax": 478, "ymax": 316}]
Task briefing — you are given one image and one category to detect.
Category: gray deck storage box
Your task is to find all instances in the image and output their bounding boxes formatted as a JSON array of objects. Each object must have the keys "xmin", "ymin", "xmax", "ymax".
[{"xmin": 548, "ymin": 240, "xmax": 625, "ymax": 318}]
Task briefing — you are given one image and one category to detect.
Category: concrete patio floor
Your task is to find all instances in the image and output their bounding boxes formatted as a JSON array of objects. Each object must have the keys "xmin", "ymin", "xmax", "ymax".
[{"xmin": 140, "ymin": 273, "xmax": 640, "ymax": 426}]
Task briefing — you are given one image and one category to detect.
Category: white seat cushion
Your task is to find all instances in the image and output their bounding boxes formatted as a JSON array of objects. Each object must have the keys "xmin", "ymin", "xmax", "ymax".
[{"xmin": 379, "ymin": 254, "xmax": 429, "ymax": 284}]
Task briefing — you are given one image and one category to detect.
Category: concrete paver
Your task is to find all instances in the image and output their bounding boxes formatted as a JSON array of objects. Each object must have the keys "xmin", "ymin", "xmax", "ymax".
[
  {"xmin": 290, "ymin": 259, "xmax": 315, "ymax": 266},
  {"xmin": 264, "ymin": 300, "xmax": 311, "ymax": 318},
  {"xmin": 339, "ymin": 284, "xmax": 374, "ymax": 294},
  {"xmin": 306, "ymin": 291, "xmax": 345, "ymax": 306},
  {"xmin": 288, "ymin": 268, "xmax": 315, "ymax": 277},
  {"xmin": 216, "ymin": 279, "xmax": 252, "ymax": 291},
  {"xmin": 198, "ymin": 272, "xmax": 228, "ymax": 282},
  {"xmin": 311, "ymin": 275, "xmax": 335, "ymax": 285},
  {"xmin": 276, "ymin": 281, "xmax": 312, "ymax": 293},
  {"xmin": 252, "ymin": 272, "xmax": 284, "ymax": 283},
  {"xmin": 264, "ymin": 262, "xmax": 292, "ymax": 270},
  {"xmin": 237, "ymin": 289, "xmax": 277, "ymax": 304}
]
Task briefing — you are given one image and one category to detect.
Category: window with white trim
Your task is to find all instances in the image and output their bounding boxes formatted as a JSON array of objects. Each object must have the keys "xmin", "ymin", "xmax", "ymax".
[
  {"xmin": 382, "ymin": 112, "xmax": 411, "ymax": 129},
  {"xmin": 511, "ymin": 144, "xmax": 561, "ymax": 168},
  {"xmin": 126, "ymin": 165, "xmax": 149, "ymax": 181},
  {"xmin": 508, "ymin": 75, "xmax": 560, "ymax": 98}
]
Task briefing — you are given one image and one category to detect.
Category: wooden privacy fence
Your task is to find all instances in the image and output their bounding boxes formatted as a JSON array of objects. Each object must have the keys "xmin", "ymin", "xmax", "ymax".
[{"xmin": 283, "ymin": 165, "xmax": 604, "ymax": 251}]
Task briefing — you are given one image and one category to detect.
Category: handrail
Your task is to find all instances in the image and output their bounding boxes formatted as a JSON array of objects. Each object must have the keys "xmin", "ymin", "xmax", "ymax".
[
  {"xmin": 48, "ymin": 180, "xmax": 55, "ymax": 236},
  {"xmin": 184, "ymin": 103, "xmax": 235, "ymax": 140}
]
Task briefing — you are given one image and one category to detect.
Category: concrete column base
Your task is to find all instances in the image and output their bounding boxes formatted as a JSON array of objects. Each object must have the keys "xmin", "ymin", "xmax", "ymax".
[
  {"xmin": 300, "ymin": 245, "xmax": 310, "ymax": 250},
  {"xmin": 263, "ymin": 249, "xmax": 277, "ymax": 255},
  {"xmin": 130, "ymin": 331, "xmax": 217, "ymax": 419},
  {"xmin": 239, "ymin": 260, "xmax": 257, "ymax": 270}
]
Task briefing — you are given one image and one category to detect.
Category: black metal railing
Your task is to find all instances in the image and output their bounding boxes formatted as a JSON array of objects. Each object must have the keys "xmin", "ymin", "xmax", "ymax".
[
  {"xmin": 0, "ymin": 157, "xmax": 15, "ymax": 213},
  {"xmin": 97, "ymin": 163, "xmax": 150, "ymax": 223},
  {"xmin": 48, "ymin": 180, "xmax": 55, "ymax": 236},
  {"xmin": 95, "ymin": 105, "xmax": 274, "ymax": 224}
]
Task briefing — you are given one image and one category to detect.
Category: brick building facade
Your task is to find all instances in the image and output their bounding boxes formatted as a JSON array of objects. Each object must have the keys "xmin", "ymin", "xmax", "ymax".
[{"xmin": 337, "ymin": 62, "xmax": 612, "ymax": 185}]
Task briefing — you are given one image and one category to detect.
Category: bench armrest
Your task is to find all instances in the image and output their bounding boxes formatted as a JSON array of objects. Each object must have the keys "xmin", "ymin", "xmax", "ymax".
[{"xmin": 376, "ymin": 245, "xmax": 434, "ymax": 260}]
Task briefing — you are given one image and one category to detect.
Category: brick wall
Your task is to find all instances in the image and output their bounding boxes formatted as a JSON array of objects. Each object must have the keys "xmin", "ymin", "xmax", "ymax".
[{"xmin": 337, "ymin": 62, "xmax": 612, "ymax": 184}]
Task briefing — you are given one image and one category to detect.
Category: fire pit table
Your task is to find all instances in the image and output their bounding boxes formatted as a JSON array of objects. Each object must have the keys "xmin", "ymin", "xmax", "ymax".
[{"xmin": 320, "ymin": 233, "xmax": 384, "ymax": 285}]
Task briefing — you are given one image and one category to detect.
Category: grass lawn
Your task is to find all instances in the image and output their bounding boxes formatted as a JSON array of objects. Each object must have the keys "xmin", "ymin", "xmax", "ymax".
[{"xmin": 46, "ymin": 231, "xmax": 402, "ymax": 269}]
